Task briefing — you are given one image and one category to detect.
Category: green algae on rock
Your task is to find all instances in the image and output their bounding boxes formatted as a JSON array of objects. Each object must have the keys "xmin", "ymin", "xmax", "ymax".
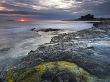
[{"xmin": 7, "ymin": 61, "xmax": 100, "ymax": 82}]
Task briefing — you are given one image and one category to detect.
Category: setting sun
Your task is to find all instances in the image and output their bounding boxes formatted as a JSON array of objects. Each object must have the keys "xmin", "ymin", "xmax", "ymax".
[
  {"xmin": 0, "ymin": 7, "xmax": 5, "ymax": 10},
  {"xmin": 0, "ymin": 3, "xmax": 5, "ymax": 11},
  {"xmin": 16, "ymin": 17, "xmax": 32, "ymax": 22}
]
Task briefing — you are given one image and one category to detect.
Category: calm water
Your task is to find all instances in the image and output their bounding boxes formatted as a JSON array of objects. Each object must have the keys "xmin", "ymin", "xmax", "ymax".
[{"xmin": 0, "ymin": 21, "xmax": 93, "ymax": 60}]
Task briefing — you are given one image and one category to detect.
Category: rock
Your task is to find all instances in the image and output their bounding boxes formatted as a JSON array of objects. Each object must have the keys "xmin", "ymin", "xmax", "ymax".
[
  {"xmin": 0, "ymin": 78, "xmax": 3, "ymax": 82},
  {"xmin": 4, "ymin": 23, "xmax": 110, "ymax": 82},
  {"xmin": 38, "ymin": 28, "xmax": 61, "ymax": 32},
  {"xmin": 6, "ymin": 61, "xmax": 98, "ymax": 82},
  {"xmin": 30, "ymin": 28, "xmax": 36, "ymax": 31},
  {"xmin": 30, "ymin": 28, "xmax": 61, "ymax": 32}
]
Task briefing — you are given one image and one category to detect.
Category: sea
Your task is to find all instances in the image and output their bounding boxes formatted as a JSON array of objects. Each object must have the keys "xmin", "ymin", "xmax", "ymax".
[{"xmin": 0, "ymin": 20, "xmax": 93, "ymax": 67}]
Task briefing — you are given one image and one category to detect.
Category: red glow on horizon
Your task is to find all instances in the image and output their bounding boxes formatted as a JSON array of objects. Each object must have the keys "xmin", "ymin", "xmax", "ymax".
[{"xmin": 16, "ymin": 17, "xmax": 32, "ymax": 22}]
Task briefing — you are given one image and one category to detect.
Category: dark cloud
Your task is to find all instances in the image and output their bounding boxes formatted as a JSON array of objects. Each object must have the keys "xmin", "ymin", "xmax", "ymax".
[
  {"xmin": 0, "ymin": 0, "xmax": 109, "ymax": 19},
  {"xmin": 93, "ymin": 1, "xmax": 110, "ymax": 17}
]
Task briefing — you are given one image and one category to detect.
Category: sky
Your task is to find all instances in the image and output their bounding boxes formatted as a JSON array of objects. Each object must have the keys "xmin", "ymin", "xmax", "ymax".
[{"xmin": 0, "ymin": 0, "xmax": 110, "ymax": 20}]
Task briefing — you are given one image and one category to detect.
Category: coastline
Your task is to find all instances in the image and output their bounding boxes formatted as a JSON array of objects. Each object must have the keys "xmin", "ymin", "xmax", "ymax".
[
  {"xmin": 5, "ymin": 22, "xmax": 110, "ymax": 82},
  {"xmin": 0, "ymin": 22, "xmax": 110, "ymax": 82}
]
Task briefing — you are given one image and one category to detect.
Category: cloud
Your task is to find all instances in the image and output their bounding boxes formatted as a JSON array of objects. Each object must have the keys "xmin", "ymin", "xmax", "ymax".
[{"xmin": 0, "ymin": 0, "xmax": 109, "ymax": 19}]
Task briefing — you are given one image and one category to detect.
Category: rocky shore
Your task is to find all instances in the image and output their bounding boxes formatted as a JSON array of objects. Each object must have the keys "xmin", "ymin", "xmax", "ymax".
[{"xmin": 2, "ymin": 22, "xmax": 110, "ymax": 82}]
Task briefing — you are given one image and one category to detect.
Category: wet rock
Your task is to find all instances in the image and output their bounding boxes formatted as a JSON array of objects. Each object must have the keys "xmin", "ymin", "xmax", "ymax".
[
  {"xmin": 30, "ymin": 28, "xmax": 61, "ymax": 32},
  {"xmin": 38, "ymin": 28, "xmax": 61, "ymax": 32}
]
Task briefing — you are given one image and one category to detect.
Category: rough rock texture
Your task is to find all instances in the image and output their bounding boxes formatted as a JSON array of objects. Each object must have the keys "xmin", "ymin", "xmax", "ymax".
[
  {"xmin": 5, "ymin": 23, "xmax": 110, "ymax": 82},
  {"xmin": 7, "ymin": 61, "xmax": 99, "ymax": 82}
]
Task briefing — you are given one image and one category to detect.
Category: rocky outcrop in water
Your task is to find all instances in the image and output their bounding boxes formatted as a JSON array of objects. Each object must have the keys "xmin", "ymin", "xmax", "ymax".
[{"xmin": 30, "ymin": 28, "xmax": 61, "ymax": 32}]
